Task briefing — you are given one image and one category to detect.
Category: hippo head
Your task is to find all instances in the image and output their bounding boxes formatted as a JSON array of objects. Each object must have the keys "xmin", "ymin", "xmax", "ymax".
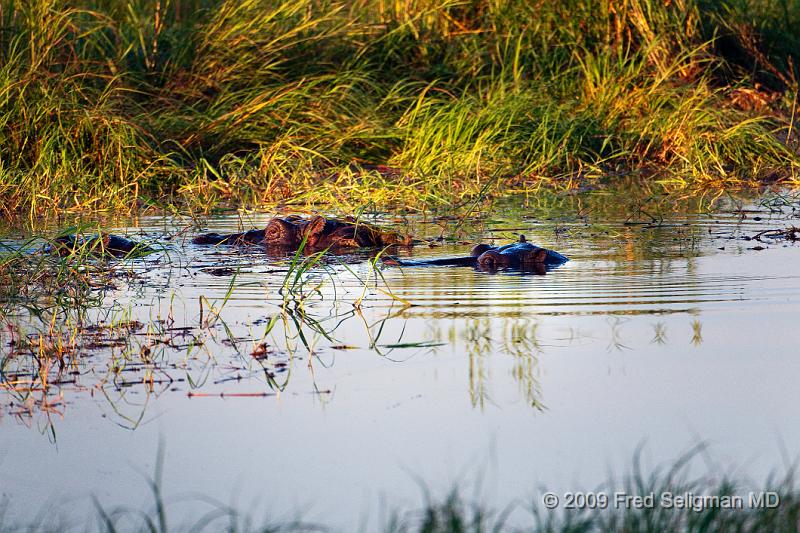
[{"xmin": 476, "ymin": 235, "xmax": 549, "ymax": 271}]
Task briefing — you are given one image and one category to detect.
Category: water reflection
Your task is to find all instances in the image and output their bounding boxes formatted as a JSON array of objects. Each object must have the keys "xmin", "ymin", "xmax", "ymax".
[
  {"xmin": 1, "ymin": 191, "xmax": 799, "ymax": 435},
  {"xmin": 651, "ymin": 322, "xmax": 668, "ymax": 344},
  {"xmin": 691, "ymin": 319, "xmax": 704, "ymax": 346},
  {"xmin": 500, "ymin": 319, "xmax": 545, "ymax": 410}
]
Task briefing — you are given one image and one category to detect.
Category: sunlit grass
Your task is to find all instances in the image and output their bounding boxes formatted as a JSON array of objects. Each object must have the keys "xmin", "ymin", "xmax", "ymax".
[{"xmin": 1, "ymin": 0, "xmax": 799, "ymax": 217}]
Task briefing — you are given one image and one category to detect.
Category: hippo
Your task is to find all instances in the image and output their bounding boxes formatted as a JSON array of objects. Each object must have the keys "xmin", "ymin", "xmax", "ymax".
[
  {"xmin": 383, "ymin": 236, "xmax": 568, "ymax": 273},
  {"xmin": 49, "ymin": 233, "xmax": 153, "ymax": 258},
  {"xmin": 192, "ymin": 215, "xmax": 412, "ymax": 250}
]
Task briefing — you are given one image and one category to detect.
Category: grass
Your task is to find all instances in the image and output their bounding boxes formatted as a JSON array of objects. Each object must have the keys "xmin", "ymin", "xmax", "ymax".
[
  {"xmin": 1, "ymin": 0, "xmax": 800, "ymax": 218},
  {"xmin": 1, "ymin": 447, "xmax": 799, "ymax": 531},
  {"xmin": 0, "ymin": 234, "xmax": 111, "ymax": 315},
  {"xmin": 0, "ymin": 235, "xmax": 148, "ymax": 427},
  {"xmin": 0, "ymin": 224, "xmax": 408, "ymax": 422}
]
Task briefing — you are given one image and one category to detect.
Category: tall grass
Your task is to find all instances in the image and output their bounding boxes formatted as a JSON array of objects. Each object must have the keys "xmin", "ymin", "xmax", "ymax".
[{"xmin": 1, "ymin": 0, "xmax": 800, "ymax": 216}]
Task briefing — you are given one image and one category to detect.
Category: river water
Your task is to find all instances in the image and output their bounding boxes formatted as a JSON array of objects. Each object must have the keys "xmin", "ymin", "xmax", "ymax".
[{"xmin": 1, "ymin": 191, "xmax": 799, "ymax": 529}]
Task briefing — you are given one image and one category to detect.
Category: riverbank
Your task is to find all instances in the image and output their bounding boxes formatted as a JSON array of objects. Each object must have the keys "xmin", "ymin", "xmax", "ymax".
[{"xmin": 1, "ymin": 0, "xmax": 799, "ymax": 217}]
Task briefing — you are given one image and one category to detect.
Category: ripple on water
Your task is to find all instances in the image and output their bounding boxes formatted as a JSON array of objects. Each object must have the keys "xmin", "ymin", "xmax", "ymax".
[
  {"xmin": 117, "ymin": 211, "xmax": 800, "ymax": 319},
  {"xmin": 376, "ymin": 257, "xmax": 800, "ymax": 316}
]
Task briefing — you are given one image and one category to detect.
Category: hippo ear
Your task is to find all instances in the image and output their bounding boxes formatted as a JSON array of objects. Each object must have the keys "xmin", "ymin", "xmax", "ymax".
[
  {"xmin": 522, "ymin": 247, "xmax": 547, "ymax": 263},
  {"xmin": 302, "ymin": 216, "xmax": 327, "ymax": 239},
  {"xmin": 518, "ymin": 246, "xmax": 547, "ymax": 264},
  {"xmin": 302, "ymin": 216, "xmax": 333, "ymax": 249},
  {"xmin": 471, "ymin": 244, "xmax": 494, "ymax": 257}
]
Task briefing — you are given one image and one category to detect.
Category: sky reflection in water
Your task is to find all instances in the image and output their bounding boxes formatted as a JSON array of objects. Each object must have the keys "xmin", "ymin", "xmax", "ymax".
[{"xmin": 1, "ymin": 192, "xmax": 799, "ymax": 529}]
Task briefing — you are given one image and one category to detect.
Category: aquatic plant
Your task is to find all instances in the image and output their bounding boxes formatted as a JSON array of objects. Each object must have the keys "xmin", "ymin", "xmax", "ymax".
[{"xmin": 0, "ymin": 223, "xmax": 416, "ymax": 425}]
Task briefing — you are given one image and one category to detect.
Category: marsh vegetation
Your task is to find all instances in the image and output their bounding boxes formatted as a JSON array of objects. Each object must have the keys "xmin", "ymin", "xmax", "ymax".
[{"xmin": 1, "ymin": 0, "xmax": 800, "ymax": 216}]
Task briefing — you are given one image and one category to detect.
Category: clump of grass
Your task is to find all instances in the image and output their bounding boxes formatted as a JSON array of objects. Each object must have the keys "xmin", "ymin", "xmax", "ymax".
[
  {"xmin": 1, "ymin": 0, "xmax": 799, "ymax": 215},
  {"xmin": 0, "ymin": 229, "xmax": 161, "ymax": 423},
  {"xmin": 0, "ymin": 222, "xmax": 405, "ymax": 419},
  {"xmin": 0, "ymin": 238, "xmax": 107, "ymax": 314},
  {"xmin": 526, "ymin": 453, "xmax": 800, "ymax": 533}
]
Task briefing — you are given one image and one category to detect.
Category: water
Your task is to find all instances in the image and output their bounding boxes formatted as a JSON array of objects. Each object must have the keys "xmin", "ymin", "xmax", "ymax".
[{"xmin": 1, "ymin": 192, "xmax": 799, "ymax": 529}]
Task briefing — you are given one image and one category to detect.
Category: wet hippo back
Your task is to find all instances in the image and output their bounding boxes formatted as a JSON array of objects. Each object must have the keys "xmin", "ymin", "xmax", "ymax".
[
  {"xmin": 191, "ymin": 229, "xmax": 266, "ymax": 246},
  {"xmin": 51, "ymin": 233, "xmax": 151, "ymax": 257},
  {"xmin": 384, "ymin": 235, "xmax": 568, "ymax": 272}
]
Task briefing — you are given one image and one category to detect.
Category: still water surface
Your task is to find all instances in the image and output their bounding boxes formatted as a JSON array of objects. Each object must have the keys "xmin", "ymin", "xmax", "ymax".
[{"xmin": 1, "ymin": 193, "xmax": 799, "ymax": 528}]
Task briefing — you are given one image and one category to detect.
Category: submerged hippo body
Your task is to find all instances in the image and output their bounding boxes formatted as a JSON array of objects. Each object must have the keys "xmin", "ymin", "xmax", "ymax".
[
  {"xmin": 192, "ymin": 215, "xmax": 411, "ymax": 251},
  {"xmin": 190, "ymin": 229, "xmax": 267, "ymax": 246},
  {"xmin": 385, "ymin": 236, "xmax": 568, "ymax": 273},
  {"xmin": 50, "ymin": 233, "xmax": 152, "ymax": 258}
]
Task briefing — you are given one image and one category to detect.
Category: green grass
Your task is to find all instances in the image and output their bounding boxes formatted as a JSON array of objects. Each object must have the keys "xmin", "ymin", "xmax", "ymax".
[{"xmin": 1, "ymin": 0, "xmax": 800, "ymax": 217}]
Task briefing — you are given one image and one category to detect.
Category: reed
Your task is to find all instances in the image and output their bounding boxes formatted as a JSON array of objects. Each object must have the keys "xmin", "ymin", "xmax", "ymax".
[{"xmin": 0, "ymin": 0, "xmax": 799, "ymax": 216}]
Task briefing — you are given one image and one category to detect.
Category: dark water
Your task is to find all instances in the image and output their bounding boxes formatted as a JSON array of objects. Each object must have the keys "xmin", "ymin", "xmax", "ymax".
[{"xmin": 1, "ymin": 193, "xmax": 799, "ymax": 529}]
